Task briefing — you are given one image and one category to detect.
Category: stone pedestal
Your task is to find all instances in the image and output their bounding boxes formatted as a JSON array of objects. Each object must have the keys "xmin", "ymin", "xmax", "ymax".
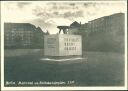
[{"xmin": 44, "ymin": 34, "xmax": 82, "ymax": 56}]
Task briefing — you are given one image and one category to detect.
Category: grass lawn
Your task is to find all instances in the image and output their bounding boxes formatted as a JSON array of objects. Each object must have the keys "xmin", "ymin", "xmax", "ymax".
[{"xmin": 4, "ymin": 51, "xmax": 124, "ymax": 86}]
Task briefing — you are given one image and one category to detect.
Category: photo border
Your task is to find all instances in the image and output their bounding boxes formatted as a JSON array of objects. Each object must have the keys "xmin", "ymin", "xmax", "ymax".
[{"xmin": 1, "ymin": 0, "xmax": 127, "ymax": 90}]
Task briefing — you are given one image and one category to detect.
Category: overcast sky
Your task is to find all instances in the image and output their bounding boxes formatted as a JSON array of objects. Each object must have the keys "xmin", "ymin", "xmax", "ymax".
[{"xmin": 2, "ymin": 1, "xmax": 126, "ymax": 34}]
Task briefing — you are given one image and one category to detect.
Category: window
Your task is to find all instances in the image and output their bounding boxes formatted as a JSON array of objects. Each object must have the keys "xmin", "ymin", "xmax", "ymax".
[
  {"xmin": 67, "ymin": 47, "xmax": 68, "ymax": 50},
  {"xmin": 67, "ymin": 43, "xmax": 68, "ymax": 46},
  {"xmin": 65, "ymin": 43, "xmax": 66, "ymax": 46}
]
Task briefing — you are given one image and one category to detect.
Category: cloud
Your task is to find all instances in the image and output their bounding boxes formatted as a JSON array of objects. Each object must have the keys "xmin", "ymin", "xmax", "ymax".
[
  {"xmin": 83, "ymin": 2, "xmax": 93, "ymax": 7},
  {"xmin": 29, "ymin": 18, "xmax": 58, "ymax": 34},
  {"xmin": 3, "ymin": 1, "xmax": 126, "ymax": 34},
  {"xmin": 63, "ymin": 10, "xmax": 84, "ymax": 18},
  {"xmin": 69, "ymin": 3, "xmax": 75, "ymax": 6},
  {"xmin": 32, "ymin": 3, "xmax": 84, "ymax": 20},
  {"xmin": 17, "ymin": 2, "xmax": 32, "ymax": 8}
]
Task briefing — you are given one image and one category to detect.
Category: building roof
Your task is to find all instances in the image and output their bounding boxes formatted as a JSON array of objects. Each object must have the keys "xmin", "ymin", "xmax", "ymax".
[
  {"xmin": 70, "ymin": 21, "xmax": 81, "ymax": 28},
  {"xmin": 4, "ymin": 22, "xmax": 37, "ymax": 31},
  {"xmin": 4, "ymin": 22, "xmax": 36, "ymax": 27},
  {"xmin": 88, "ymin": 13, "xmax": 125, "ymax": 23}
]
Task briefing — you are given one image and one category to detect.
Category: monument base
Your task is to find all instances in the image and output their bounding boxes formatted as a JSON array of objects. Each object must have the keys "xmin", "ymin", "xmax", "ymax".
[
  {"xmin": 40, "ymin": 55, "xmax": 87, "ymax": 64},
  {"xmin": 43, "ymin": 55, "xmax": 82, "ymax": 59}
]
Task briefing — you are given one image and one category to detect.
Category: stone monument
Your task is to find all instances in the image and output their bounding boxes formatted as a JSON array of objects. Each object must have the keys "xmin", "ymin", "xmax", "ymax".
[{"xmin": 44, "ymin": 26, "xmax": 82, "ymax": 57}]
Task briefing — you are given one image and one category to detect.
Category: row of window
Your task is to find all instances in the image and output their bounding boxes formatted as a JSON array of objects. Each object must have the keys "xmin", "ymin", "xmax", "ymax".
[
  {"xmin": 6, "ymin": 33, "xmax": 33, "ymax": 35},
  {"xmin": 5, "ymin": 35, "xmax": 33, "ymax": 38},
  {"xmin": 10, "ymin": 28, "xmax": 33, "ymax": 31},
  {"xmin": 5, "ymin": 34, "xmax": 33, "ymax": 37},
  {"xmin": 5, "ymin": 37, "xmax": 32, "ymax": 40},
  {"xmin": 4, "ymin": 41, "xmax": 32, "ymax": 45}
]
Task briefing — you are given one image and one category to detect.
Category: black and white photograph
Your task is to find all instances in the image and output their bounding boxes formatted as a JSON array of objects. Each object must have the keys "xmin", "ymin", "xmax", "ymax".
[{"xmin": 0, "ymin": 0, "xmax": 127, "ymax": 90}]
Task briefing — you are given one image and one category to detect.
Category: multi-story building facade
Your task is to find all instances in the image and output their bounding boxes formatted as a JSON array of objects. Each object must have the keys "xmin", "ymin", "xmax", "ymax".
[
  {"xmin": 4, "ymin": 23, "xmax": 45, "ymax": 48},
  {"xmin": 68, "ymin": 13, "xmax": 125, "ymax": 52},
  {"xmin": 88, "ymin": 13, "xmax": 125, "ymax": 33},
  {"xmin": 69, "ymin": 13, "xmax": 124, "ymax": 35}
]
